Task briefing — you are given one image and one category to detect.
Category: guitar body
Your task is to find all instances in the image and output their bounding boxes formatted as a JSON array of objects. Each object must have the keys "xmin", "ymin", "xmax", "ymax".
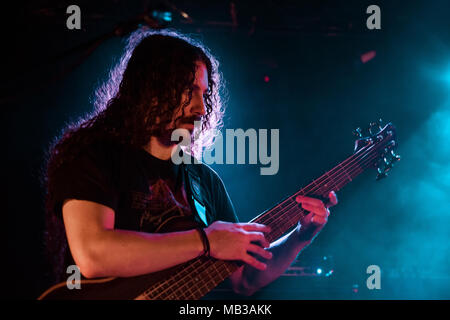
[
  {"xmin": 39, "ymin": 215, "xmax": 209, "ymax": 300},
  {"xmin": 38, "ymin": 264, "xmax": 189, "ymax": 300}
]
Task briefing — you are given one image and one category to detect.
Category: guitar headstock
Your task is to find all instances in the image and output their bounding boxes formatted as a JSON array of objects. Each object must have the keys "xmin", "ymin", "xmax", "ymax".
[{"xmin": 353, "ymin": 119, "xmax": 400, "ymax": 180}]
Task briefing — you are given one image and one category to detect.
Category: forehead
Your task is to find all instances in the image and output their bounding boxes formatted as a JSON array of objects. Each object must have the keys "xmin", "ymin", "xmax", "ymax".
[{"xmin": 195, "ymin": 61, "xmax": 208, "ymax": 90}]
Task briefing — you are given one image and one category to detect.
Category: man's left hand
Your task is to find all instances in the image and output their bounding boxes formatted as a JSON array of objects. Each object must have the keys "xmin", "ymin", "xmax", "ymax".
[{"xmin": 295, "ymin": 191, "xmax": 338, "ymax": 242}]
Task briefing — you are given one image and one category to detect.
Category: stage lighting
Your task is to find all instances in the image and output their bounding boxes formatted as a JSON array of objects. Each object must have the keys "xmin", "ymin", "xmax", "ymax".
[
  {"xmin": 361, "ymin": 50, "xmax": 376, "ymax": 64},
  {"xmin": 151, "ymin": 9, "xmax": 173, "ymax": 24}
]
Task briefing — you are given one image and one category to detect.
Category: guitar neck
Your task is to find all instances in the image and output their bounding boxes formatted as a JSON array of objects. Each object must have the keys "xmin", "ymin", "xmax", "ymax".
[
  {"xmin": 138, "ymin": 142, "xmax": 382, "ymax": 300},
  {"xmin": 251, "ymin": 142, "xmax": 378, "ymax": 242}
]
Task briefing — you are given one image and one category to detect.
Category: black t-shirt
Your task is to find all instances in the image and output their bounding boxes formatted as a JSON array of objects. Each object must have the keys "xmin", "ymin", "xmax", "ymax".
[{"xmin": 51, "ymin": 140, "xmax": 238, "ymax": 279}]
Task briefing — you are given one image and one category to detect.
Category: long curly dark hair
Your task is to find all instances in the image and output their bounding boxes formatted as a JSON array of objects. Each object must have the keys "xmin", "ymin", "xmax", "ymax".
[{"xmin": 43, "ymin": 28, "xmax": 225, "ymax": 282}]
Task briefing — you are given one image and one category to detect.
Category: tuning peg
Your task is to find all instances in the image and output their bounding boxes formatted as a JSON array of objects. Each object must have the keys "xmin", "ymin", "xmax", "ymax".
[
  {"xmin": 368, "ymin": 122, "xmax": 377, "ymax": 135},
  {"xmin": 376, "ymin": 167, "xmax": 388, "ymax": 180},
  {"xmin": 384, "ymin": 157, "xmax": 394, "ymax": 171},
  {"xmin": 377, "ymin": 118, "xmax": 383, "ymax": 130},
  {"xmin": 376, "ymin": 156, "xmax": 393, "ymax": 181},
  {"xmin": 390, "ymin": 150, "xmax": 401, "ymax": 162},
  {"xmin": 376, "ymin": 173, "xmax": 387, "ymax": 180},
  {"xmin": 368, "ymin": 118, "xmax": 384, "ymax": 135},
  {"xmin": 353, "ymin": 127, "xmax": 363, "ymax": 138}
]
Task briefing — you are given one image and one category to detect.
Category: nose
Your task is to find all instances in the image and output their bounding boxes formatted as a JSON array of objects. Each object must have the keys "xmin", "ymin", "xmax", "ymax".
[{"xmin": 192, "ymin": 94, "xmax": 207, "ymax": 117}]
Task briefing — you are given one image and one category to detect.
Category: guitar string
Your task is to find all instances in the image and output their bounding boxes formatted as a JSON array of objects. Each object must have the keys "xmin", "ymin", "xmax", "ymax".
[
  {"xmin": 255, "ymin": 148, "xmax": 384, "ymax": 249},
  {"xmin": 146, "ymin": 142, "xmax": 385, "ymax": 299},
  {"xmin": 148, "ymin": 148, "xmax": 382, "ymax": 299},
  {"xmin": 257, "ymin": 142, "xmax": 381, "ymax": 226},
  {"xmin": 150, "ymin": 259, "xmax": 210, "ymax": 299},
  {"xmin": 150, "ymin": 148, "xmax": 383, "ymax": 299},
  {"xmin": 147, "ymin": 139, "xmax": 389, "ymax": 299},
  {"xmin": 257, "ymin": 145, "xmax": 388, "ymax": 245},
  {"xmin": 145, "ymin": 258, "xmax": 233, "ymax": 299},
  {"xmin": 248, "ymin": 149, "xmax": 380, "ymax": 245},
  {"xmin": 149, "ymin": 149, "xmax": 382, "ymax": 299},
  {"xmin": 248, "ymin": 142, "xmax": 376, "ymax": 228},
  {"xmin": 253, "ymin": 142, "xmax": 378, "ymax": 227},
  {"xmin": 148, "ymin": 144, "xmax": 384, "ymax": 299},
  {"xmin": 256, "ymin": 145, "xmax": 382, "ymax": 230}
]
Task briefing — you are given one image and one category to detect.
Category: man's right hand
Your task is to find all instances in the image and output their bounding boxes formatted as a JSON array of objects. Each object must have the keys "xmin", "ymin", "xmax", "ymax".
[{"xmin": 204, "ymin": 221, "xmax": 272, "ymax": 270}]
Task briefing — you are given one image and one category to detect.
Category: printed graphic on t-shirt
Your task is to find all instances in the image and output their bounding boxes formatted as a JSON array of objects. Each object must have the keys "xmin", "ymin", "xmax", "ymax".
[{"xmin": 131, "ymin": 178, "xmax": 191, "ymax": 232}]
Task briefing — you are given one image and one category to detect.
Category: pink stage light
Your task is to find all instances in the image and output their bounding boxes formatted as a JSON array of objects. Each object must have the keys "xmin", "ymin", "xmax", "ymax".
[{"xmin": 361, "ymin": 50, "xmax": 377, "ymax": 63}]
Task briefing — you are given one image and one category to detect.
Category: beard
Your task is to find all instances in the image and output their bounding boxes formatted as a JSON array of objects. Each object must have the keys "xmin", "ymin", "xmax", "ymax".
[{"xmin": 154, "ymin": 116, "xmax": 200, "ymax": 147}]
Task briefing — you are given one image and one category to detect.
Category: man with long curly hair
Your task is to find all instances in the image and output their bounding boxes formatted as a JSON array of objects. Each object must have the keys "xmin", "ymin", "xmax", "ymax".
[{"xmin": 44, "ymin": 29, "xmax": 337, "ymax": 298}]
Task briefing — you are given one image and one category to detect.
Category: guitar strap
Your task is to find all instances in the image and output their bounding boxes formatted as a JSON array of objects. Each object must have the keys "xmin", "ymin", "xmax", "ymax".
[{"xmin": 182, "ymin": 162, "xmax": 209, "ymax": 227}]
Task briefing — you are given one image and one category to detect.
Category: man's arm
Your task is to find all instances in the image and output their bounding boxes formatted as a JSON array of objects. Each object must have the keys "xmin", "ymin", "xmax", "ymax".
[
  {"xmin": 62, "ymin": 199, "xmax": 271, "ymax": 279},
  {"xmin": 228, "ymin": 192, "xmax": 338, "ymax": 296},
  {"xmin": 63, "ymin": 199, "xmax": 207, "ymax": 278}
]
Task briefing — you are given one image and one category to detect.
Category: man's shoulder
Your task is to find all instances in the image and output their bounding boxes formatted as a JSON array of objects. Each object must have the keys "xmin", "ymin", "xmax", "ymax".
[
  {"xmin": 79, "ymin": 139, "xmax": 133, "ymax": 160},
  {"xmin": 57, "ymin": 139, "xmax": 124, "ymax": 175}
]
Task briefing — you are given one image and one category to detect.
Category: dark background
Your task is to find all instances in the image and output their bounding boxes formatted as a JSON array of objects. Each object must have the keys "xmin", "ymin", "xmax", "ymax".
[{"xmin": 3, "ymin": 0, "xmax": 450, "ymax": 299}]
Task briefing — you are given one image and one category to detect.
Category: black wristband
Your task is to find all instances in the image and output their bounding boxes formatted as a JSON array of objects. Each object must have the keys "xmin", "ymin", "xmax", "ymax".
[{"xmin": 196, "ymin": 227, "xmax": 210, "ymax": 257}]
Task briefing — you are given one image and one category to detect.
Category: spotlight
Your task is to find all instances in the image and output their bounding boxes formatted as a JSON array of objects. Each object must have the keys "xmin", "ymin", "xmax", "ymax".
[
  {"xmin": 148, "ymin": 3, "xmax": 173, "ymax": 27},
  {"xmin": 316, "ymin": 268, "xmax": 323, "ymax": 275},
  {"xmin": 152, "ymin": 10, "xmax": 172, "ymax": 23}
]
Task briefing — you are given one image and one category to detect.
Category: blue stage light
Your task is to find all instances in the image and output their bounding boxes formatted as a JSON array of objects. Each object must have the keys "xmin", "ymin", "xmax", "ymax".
[{"xmin": 152, "ymin": 10, "xmax": 172, "ymax": 23}]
